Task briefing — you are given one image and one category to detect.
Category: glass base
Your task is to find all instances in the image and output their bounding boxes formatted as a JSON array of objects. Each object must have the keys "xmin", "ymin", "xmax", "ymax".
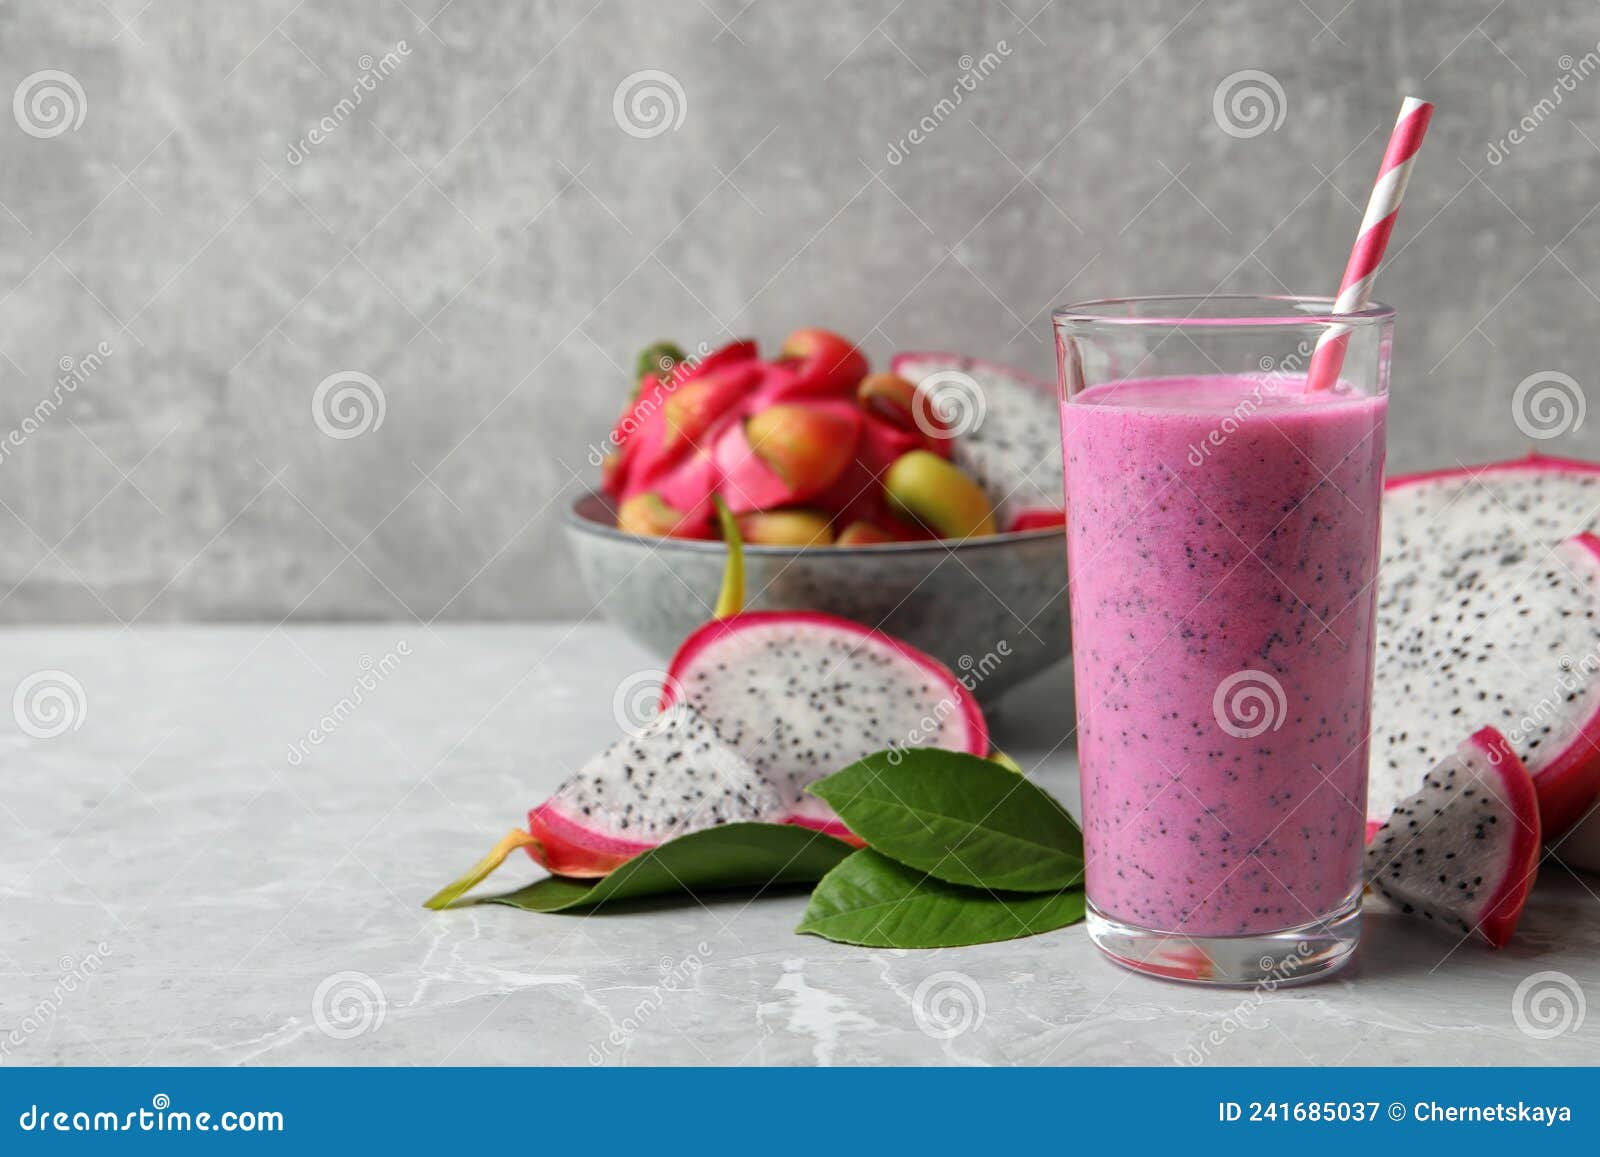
[{"xmin": 1086, "ymin": 891, "xmax": 1361, "ymax": 987}]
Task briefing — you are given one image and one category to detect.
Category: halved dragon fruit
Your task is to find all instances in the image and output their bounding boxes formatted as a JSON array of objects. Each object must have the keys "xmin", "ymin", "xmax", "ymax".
[
  {"xmin": 890, "ymin": 352, "xmax": 1062, "ymax": 523},
  {"xmin": 1365, "ymin": 726, "xmax": 1541, "ymax": 947},
  {"xmin": 1374, "ymin": 455, "xmax": 1600, "ymax": 839},
  {"xmin": 663, "ymin": 611, "xmax": 989, "ymax": 840}
]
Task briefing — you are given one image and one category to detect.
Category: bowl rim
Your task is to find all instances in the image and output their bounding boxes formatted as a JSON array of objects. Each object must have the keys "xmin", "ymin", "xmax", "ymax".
[{"xmin": 564, "ymin": 492, "xmax": 1062, "ymax": 554}]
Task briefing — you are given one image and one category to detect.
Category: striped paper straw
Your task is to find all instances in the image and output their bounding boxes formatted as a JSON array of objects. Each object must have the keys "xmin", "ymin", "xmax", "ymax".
[{"xmin": 1306, "ymin": 96, "xmax": 1433, "ymax": 391}]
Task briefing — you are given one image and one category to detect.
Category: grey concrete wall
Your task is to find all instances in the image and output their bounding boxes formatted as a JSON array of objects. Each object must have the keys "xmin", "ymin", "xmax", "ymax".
[{"xmin": 0, "ymin": 0, "xmax": 1595, "ymax": 622}]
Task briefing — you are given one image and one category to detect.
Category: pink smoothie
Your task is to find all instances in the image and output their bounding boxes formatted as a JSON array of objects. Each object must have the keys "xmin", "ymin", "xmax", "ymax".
[{"xmin": 1062, "ymin": 374, "xmax": 1386, "ymax": 937}]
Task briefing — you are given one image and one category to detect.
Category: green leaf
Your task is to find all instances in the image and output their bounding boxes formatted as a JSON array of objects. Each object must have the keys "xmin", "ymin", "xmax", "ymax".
[
  {"xmin": 469, "ymin": 823, "xmax": 855, "ymax": 913},
  {"xmin": 797, "ymin": 849, "xmax": 1086, "ymax": 948},
  {"xmin": 808, "ymin": 749, "xmax": 1084, "ymax": 892}
]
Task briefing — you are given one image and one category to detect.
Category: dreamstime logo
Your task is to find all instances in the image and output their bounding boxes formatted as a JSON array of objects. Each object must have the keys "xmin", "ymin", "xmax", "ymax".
[
  {"xmin": 13, "ymin": 70, "xmax": 87, "ymax": 138},
  {"xmin": 312, "ymin": 371, "xmax": 386, "ymax": 439},
  {"xmin": 1486, "ymin": 43, "xmax": 1600, "ymax": 165},
  {"xmin": 1503, "ymin": 645, "xmax": 1599, "ymax": 753},
  {"xmin": 885, "ymin": 41, "xmax": 1012, "ymax": 165},
  {"xmin": 0, "ymin": 340, "xmax": 113, "ymax": 468},
  {"xmin": 286, "ymin": 642, "xmax": 411, "ymax": 766},
  {"xmin": 1185, "ymin": 347, "xmax": 1311, "ymax": 467},
  {"xmin": 887, "ymin": 641, "xmax": 1011, "ymax": 763},
  {"xmin": 1212, "ymin": 70, "xmax": 1287, "ymax": 139},
  {"xmin": 912, "ymin": 369, "xmax": 986, "ymax": 440},
  {"xmin": 286, "ymin": 41, "xmax": 412, "ymax": 166},
  {"xmin": 911, "ymin": 971, "xmax": 986, "ymax": 1040},
  {"xmin": 612, "ymin": 668, "xmax": 684, "ymax": 735},
  {"xmin": 13, "ymin": 670, "xmax": 87, "ymax": 739},
  {"xmin": 1175, "ymin": 941, "xmax": 1315, "ymax": 1065},
  {"xmin": 585, "ymin": 340, "xmax": 714, "ymax": 468},
  {"xmin": 1511, "ymin": 371, "xmax": 1586, "ymax": 440},
  {"xmin": 312, "ymin": 971, "xmax": 386, "ymax": 1039},
  {"xmin": 16, "ymin": 1093, "xmax": 282, "ymax": 1133},
  {"xmin": 0, "ymin": 943, "xmax": 112, "ymax": 1063},
  {"xmin": 612, "ymin": 70, "xmax": 687, "ymax": 139},
  {"xmin": 1212, "ymin": 669, "xmax": 1287, "ymax": 738},
  {"xmin": 588, "ymin": 944, "xmax": 712, "ymax": 1065},
  {"xmin": 1511, "ymin": 970, "xmax": 1586, "ymax": 1039}
]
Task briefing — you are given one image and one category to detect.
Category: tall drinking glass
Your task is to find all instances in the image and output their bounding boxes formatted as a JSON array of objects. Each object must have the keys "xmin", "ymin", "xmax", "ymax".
[{"xmin": 1054, "ymin": 295, "xmax": 1393, "ymax": 984}]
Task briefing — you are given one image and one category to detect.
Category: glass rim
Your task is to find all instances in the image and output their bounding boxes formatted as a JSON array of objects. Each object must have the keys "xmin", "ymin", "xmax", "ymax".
[{"xmin": 1052, "ymin": 293, "xmax": 1395, "ymax": 329}]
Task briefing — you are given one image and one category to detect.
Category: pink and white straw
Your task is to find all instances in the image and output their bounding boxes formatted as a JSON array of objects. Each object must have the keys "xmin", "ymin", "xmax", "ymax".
[{"xmin": 1306, "ymin": 96, "xmax": 1433, "ymax": 390}]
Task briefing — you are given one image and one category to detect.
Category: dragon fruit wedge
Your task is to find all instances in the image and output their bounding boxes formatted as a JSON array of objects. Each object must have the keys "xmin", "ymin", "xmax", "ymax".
[
  {"xmin": 421, "ymin": 703, "xmax": 789, "ymax": 905},
  {"xmin": 1374, "ymin": 455, "xmax": 1600, "ymax": 839},
  {"xmin": 1365, "ymin": 726, "xmax": 1541, "ymax": 947},
  {"xmin": 890, "ymin": 352, "xmax": 1063, "ymax": 523},
  {"xmin": 525, "ymin": 703, "xmax": 786, "ymax": 878}
]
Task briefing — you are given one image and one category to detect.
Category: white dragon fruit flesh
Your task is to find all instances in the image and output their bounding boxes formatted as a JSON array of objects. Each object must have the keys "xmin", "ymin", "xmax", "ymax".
[
  {"xmin": 891, "ymin": 352, "xmax": 1062, "ymax": 525},
  {"xmin": 1365, "ymin": 726, "xmax": 1541, "ymax": 947},
  {"xmin": 663, "ymin": 609, "xmax": 989, "ymax": 839},
  {"xmin": 1374, "ymin": 455, "xmax": 1600, "ymax": 841},
  {"xmin": 526, "ymin": 703, "xmax": 786, "ymax": 877}
]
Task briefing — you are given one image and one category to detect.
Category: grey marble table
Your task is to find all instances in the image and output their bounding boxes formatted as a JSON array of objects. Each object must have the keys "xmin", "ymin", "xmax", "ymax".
[{"xmin": 2, "ymin": 625, "xmax": 1597, "ymax": 1066}]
